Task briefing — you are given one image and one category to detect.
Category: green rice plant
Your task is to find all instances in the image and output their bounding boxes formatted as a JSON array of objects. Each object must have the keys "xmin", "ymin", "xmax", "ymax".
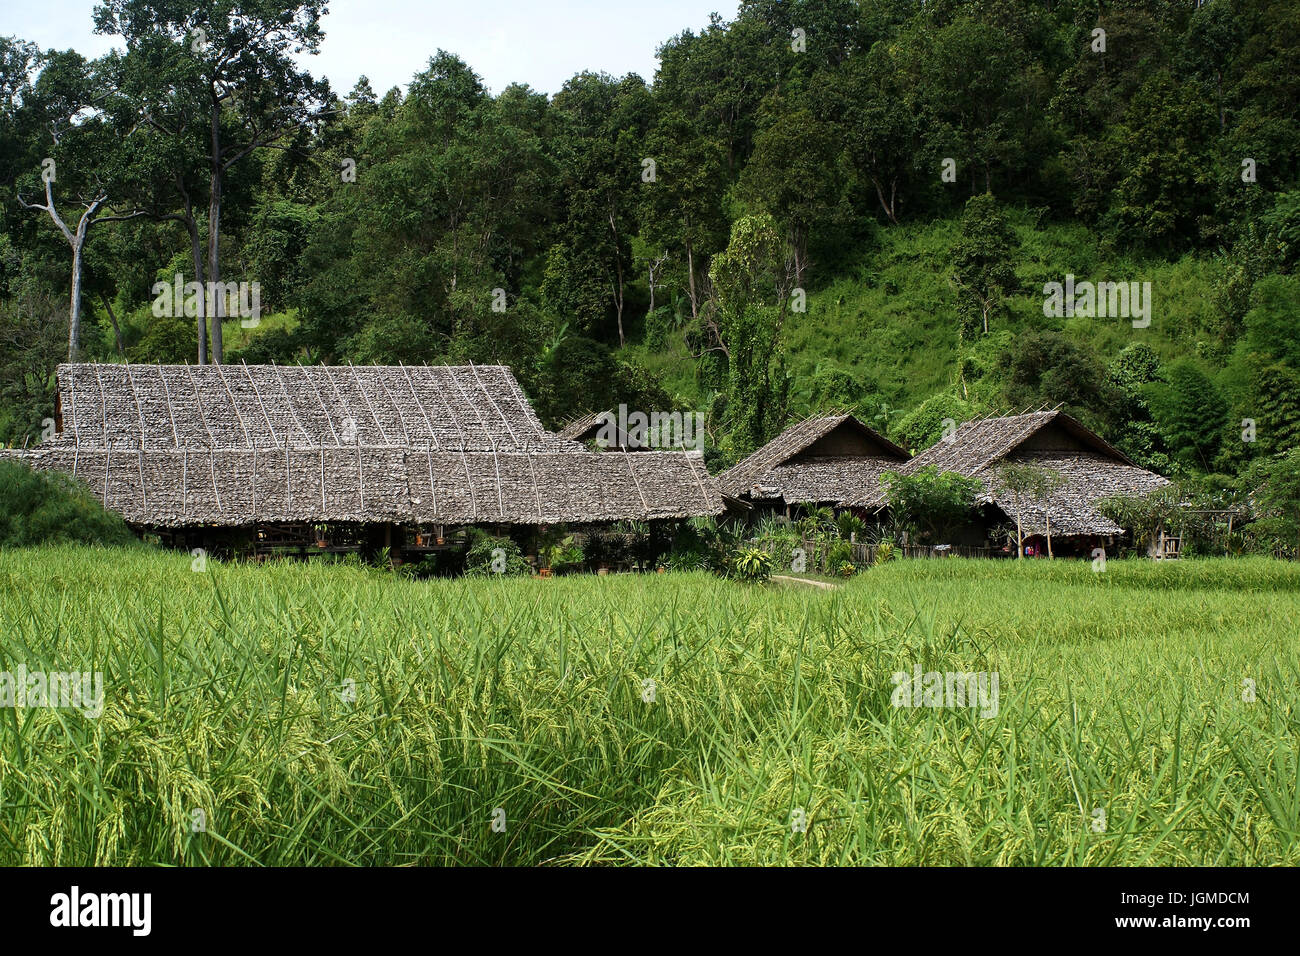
[{"xmin": 0, "ymin": 546, "xmax": 1296, "ymax": 866}]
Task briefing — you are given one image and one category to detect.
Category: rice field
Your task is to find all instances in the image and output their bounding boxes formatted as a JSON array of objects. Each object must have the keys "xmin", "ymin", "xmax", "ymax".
[{"xmin": 0, "ymin": 546, "xmax": 1296, "ymax": 866}]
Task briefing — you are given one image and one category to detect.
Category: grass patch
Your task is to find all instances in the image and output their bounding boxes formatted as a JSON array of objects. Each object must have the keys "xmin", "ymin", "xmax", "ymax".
[{"xmin": 0, "ymin": 547, "xmax": 1294, "ymax": 865}]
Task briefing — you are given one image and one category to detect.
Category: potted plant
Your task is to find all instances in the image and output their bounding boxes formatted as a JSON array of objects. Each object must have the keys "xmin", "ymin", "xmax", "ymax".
[
  {"xmin": 546, "ymin": 535, "xmax": 585, "ymax": 575},
  {"xmin": 313, "ymin": 523, "xmax": 329, "ymax": 548}
]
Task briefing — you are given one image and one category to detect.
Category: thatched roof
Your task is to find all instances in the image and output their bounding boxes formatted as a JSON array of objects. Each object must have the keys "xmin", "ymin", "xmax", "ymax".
[
  {"xmin": 51, "ymin": 362, "xmax": 573, "ymax": 452},
  {"xmin": 716, "ymin": 414, "xmax": 910, "ymax": 506},
  {"xmin": 4, "ymin": 363, "xmax": 724, "ymax": 527},
  {"xmin": 558, "ymin": 411, "xmax": 609, "ymax": 443},
  {"xmin": 855, "ymin": 410, "xmax": 1168, "ymax": 535},
  {"xmin": 3, "ymin": 446, "xmax": 719, "ymax": 527}
]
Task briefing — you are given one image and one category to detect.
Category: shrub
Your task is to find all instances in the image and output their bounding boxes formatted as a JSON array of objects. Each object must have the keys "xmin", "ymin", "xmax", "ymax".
[
  {"xmin": 827, "ymin": 539, "xmax": 854, "ymax": 569},
  {"xmin": 0, "ymin": 460, "xmax": 136, "ymax": 548},
  {"xmin": 835, "ymin": 512, "xmax": 866, "ymax": 540},
  {"xmin": 665, "ymin": 546, "xmax": 710, "ymax": 572},
  {"xmin": 730, "ymin": 546, "xmax": 773, "ymax": 582},
  {"xmin": 874, "ymin": 540, "xmax": 897, "ymax": 564},
  {"xmin": 464, "ymin": 529, "xmax": 532, "ymax": 577},
  {"xmin": 546, "ymin": 535, "xmax": 585, "ymax": 574},
  {"xmin": 881, "ymin": 466, "xmax": 982, "ymax": 543},
  {"xmin": 751, "ymin": 531, "xmax": 801, "ymax": 573}
]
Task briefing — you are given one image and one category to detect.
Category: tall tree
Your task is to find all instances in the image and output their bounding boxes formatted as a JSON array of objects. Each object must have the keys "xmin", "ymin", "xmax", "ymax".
[
  {"xmin": 706, "ymin": 214, "xmax": 793, "ymax": 459},
  {"xmin": 94, "ymin": 0, "xmax": 331, "ymax": 363},
  {"xmin": 546, "ymin": 72, "xmax": 651, "ymax": 346},
  {"xmin": 951, "ymin": 192, "xmax": 1017, "ymax": 338},
  {"xmin": 14, "ymin": 51, "xmax": 143, "ymax": 359},
  {"xmin": 738, "ymin": 97, "xmax": 846, "ymax": 286},
  {"xmin": 640, "ymin": 111, "xmax": 727, "ymax": 321}
]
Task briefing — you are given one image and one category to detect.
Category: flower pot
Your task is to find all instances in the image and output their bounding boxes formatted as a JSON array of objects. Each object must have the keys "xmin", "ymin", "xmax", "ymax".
[
  {"xmin": 539, "ymin": 567, "xmax": 552, "ymax": 578},
  {"xmin": 597, "ymin": 566, "xmax": 609, "ymax": 576},
  {"xmin": 436, "ymin": 536, "xmax": 444, "ymax": 546}
]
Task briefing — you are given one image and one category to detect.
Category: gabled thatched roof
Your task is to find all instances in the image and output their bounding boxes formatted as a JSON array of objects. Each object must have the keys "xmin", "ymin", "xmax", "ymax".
[
  {"xmin": 716, "ymin": 414, "xmax": 910, "ymax": 506},
  {"xmin": 855, "ymin": 410, "xmax": 1168, "ymax": 535},
  {"xmin": 51, "ymin": 362, "xmax": 576, "ymax": 452},
  {"xmin": 4, "ymin": 363, "xmax": 724, "ymax": 527}
]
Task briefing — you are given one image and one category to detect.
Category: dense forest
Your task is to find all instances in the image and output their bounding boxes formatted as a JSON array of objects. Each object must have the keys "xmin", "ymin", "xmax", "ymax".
[{"xmin": 1, "ymin": 0, "xmax": 1297, "ymax": 509}]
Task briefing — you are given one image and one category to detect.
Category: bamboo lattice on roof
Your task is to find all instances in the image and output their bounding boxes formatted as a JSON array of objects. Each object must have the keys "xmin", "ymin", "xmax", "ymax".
[{"xmin": 4, "ymin": 363, "xmax": 724, "ymax": 527}]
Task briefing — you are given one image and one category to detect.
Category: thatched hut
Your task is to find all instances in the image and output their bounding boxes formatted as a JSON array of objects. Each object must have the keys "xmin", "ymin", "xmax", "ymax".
[
  {"xmin": 716, "ymin": 414, "xmax": 911, "ymax": 516},
  {"xmin": 855, "ymin": 410, "xmax": 1169, "ymax": 554},
  {"xmin": 2, "ymin": 363, "xmax": 723, "ymax": 550}
]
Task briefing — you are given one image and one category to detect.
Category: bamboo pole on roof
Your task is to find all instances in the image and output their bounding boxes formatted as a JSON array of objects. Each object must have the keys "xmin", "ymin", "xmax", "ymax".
[
  {"xmin": 526, "ymin": 452, "xmax": 543, "ymax": 520},
  {"xmin": 158, "ymin": 365, "xmax": 181, "ymax": 446},
  {"xmin": 468, "ymin": 360, "xmax": 520, "ymax": 448},
  {"xmin": 242, "ymin": 360, "xmax": 279, "ymax": 445},
  {"xmin": 459, "ymin": 447, "xmax": 478, "ymax": 520},
  {"xmin": 66, "ymin": 367, "xmax": 81, "ymax": 445},
  {"xmin": 92, "ymin": 363, "xmax": 108, "ymax": 445},
  {"xmin": 298, "ymin": 362, "xmax": 341, "ymax": 445},
  {"xmin": 685, "ymin": 452, "xmax": 713, "ymax": 510},
  {"xmin": 374, "ymin": 365, "xmax": 411, "ymax": 446},
  {"xmin": 347, "ymin": 361, "xmax": 390, "ymax": 444},
  {"xmin": 424, "ymin": 363, "xmax": 469, "ymax": 449},
  {"xmin": 318, "ymin": 363, "xmax": 352, "ymax": 443},
  {"xmin": 124, "ymin": 363, "xmax": 149, "ymax": 447},
  {"xmin": 208, "ymin": 453, "xmax": 223, "ymax": 515},
  {"xmin": 444, "ymin": 362, "xmax": 490, "ymax": 449},
  {"xmin": 445, "ymin": 364, "xmax": 504, "ymax": 515},
  {"xmin": 183, "ymin": 363, "xmax": 221, "ymax": 448},
  {"xmin": 489, "ymin": 449, "xmax": 504, "ymax": 518},
  {"xmin": 424, "ymin": 447, "xmax": 439, "ymax": 518},
  {"xmin": 399, "ymin": 362, "xmax": 440, "ymax": 450},
  {"xmin": 623, "ymin": 450, "xmax": 650, "ymax": 514},
  {"xmin": 270, "ymin": 362, "xmax": 311, "ymax": 445},
  {"xmin": 355, "ymin": 441, "xmax": 364, "ymax": 509},
  {"xmin": 137, "ymin": 447, "xmax": 147, "ymax": 507},
  {"xmin": 214, "ymin": 363, "xmax": 253, "ymax": 447}
]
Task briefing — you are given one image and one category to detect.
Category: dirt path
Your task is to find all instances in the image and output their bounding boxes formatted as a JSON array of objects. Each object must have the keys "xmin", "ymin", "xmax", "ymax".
[{"xmin": 772, "ymin": 574, "xmax": 841, "ymax": 591}]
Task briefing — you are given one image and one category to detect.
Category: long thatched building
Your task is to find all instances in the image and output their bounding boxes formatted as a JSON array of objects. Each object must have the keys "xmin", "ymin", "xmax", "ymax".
[
  {"xmin": 855, "ymin": 409, "xmax": 1168, "ymax": 549},
  {"xmin": 2, "ymin": 364, "xmax": 723, "ymax": 537},
  {"xmin": 717, "ymin": 414, "xmax": 911, "ymax": 514}
]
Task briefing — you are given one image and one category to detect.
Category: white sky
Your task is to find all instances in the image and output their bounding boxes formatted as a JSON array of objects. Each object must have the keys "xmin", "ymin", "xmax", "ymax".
[{"xmin": 2, "ymin": 0, "xmax": 742, "ymax": 96}]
